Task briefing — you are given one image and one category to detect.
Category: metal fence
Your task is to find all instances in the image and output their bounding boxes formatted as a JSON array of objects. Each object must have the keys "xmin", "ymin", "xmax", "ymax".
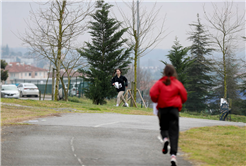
[{"xmin": 12, "ymin": 77, "xmax": 89, "ymax": 98}]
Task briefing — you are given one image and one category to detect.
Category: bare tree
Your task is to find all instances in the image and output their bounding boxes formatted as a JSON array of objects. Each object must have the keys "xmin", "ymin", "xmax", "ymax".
[
  {"xmin": 203, "ymin": 1, "xmax": 245, "ymax": 99},
  {"xmin": 114, "ymin": 0, "xmax": 168, "ymax": 103},
  {"xmin": 19, "ymin": 0, "xmax": 94, "ymax": 101},
  {"xmin": 60, "ymin": 50, "xmax": 88, "ymax": 101},
  {"xmin": 213, "ymin": 48, "xmax": 246, "ymax": 113},
  {"xmin": 125, "ymin": 65, "xmax": 152, "ymax": 92},
  {"xmin": 125, "ymin": 65, "xmax": 154, "ymax": 108}
]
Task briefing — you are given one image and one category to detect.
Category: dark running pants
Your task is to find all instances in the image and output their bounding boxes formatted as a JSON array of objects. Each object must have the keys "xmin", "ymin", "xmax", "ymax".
[{"xmin": 158, "ymin": 107, "xmax": 179, "ymax": 155}]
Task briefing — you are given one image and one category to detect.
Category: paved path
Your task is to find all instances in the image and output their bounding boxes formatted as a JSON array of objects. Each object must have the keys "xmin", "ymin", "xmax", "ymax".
[{"xmin": 2, "ymin": 113, "xmax": 245, "ymax": 166}]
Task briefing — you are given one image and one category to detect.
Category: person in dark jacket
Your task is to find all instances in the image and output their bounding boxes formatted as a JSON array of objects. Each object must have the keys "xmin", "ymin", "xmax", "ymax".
[
  {"xmin": 111, "ymin": 68, "xmax": 129, "ymax": 107},
  {"xmin": 149, "ymin": 64, "xmax": 187, "ymax": 166}
]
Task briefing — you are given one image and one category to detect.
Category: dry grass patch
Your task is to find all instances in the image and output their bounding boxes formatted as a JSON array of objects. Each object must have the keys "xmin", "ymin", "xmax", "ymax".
[
  {"xmin": 2, "ymin": 98, "xmax": 78, "ymax": 108},
  {"xmin": 1, "ymin": 98, "xmax": 153, "ymax": 116},
  {"xmin": 179, "ymin": 125, "xmax": 246, "ymax": 166},
  {"xmin": 1, "ymin": 98, "xmax": 153, "ymax": 126},
  {"xmin": 1, "ymin": 105, "xmax": 62, "ymax": 126}
]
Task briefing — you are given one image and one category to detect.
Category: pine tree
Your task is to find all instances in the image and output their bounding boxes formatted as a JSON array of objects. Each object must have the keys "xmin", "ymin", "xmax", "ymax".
[
  {"xmin": 78, "ymin": 0, "xmax": 132, "ymax": 105},
  {"xmin": 1, "ymin": 60, "xmax": 9, "ymax": 82},
  {"xmin": 185, "ymin": 14, "xmax": 215, "ymax": 112},
  {"xmin": 161, "ymin": 37, "xmax": 192, "ymax": 85}
]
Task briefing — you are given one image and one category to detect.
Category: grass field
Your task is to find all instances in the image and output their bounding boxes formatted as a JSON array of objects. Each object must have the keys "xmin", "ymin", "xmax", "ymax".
[
  {"xmin": 1, "ymin": 98, "xmax": 246, "ymax": 165},
  {"xmin": 2, "ymin": 97, "xmax": 246, "ymax": 125},
  {"xmin": 179, "ymin": 125, "xmax": 246, "ymax": 166},
  {"xmin": 1, "ymin": 105, "xmax": 61, "ymax": 126},
  {"xmin": 180, "ymin": 112, "xmax": 246, "ymax": 123},
  {"xmin": 1, "ymin": 97, "xmax": 153, "ymax": 125}
]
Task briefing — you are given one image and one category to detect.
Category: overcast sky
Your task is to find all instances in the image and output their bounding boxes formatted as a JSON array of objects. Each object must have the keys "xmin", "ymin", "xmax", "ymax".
[{"xmin": 1, "ymin": 0, "xmax": 245, "ymax": 51}]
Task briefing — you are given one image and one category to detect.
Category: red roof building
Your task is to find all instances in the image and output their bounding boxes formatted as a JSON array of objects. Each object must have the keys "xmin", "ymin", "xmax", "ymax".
[
  {"xmin": 48, "ymin": 69, "xmax": 83, "ymax": 78},
  {"xmin": 5, "ymin": 62, "xmax": 48, "ymax": 83}
]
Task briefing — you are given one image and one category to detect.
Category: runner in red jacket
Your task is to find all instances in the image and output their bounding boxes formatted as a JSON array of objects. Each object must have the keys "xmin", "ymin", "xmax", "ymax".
[{"xmin": 149, "ymin": 64, "xmax": 187, "ymax": 166}]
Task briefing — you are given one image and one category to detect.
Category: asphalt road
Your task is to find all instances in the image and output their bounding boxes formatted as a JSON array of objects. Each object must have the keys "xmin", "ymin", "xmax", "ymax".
[{"xmin": 2, "ymin": 113, "xmax": 245, "ymax": 166}]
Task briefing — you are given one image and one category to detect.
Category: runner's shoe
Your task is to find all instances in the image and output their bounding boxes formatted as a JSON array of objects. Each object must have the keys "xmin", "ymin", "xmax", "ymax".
[
  {"xmin": 171, "ymin": 155, "xmax": 177, "ymax": 166},
  {"xmin": 162, "ymin": 138, "xmax": 169, "ymax": 154},
  {"xmin": 125, "ymin": 103, "xmax": 129, "ymax": 107}
]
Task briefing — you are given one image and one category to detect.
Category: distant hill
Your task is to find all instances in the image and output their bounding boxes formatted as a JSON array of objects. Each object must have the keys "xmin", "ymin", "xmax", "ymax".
[
  {"xmin": 5, "ymin": 46, "xmax": 245, "ymax": 69},
  {"xmin": 140, "ymin": 49, "xmax": 245, "ymax": 68},
  {"xmin": 10, "ymin": 47, "xmax": 30, "ymax": 54},
  {"xmin": 139, "ymin": 49, "xmax": 170, "ymax": 68}
]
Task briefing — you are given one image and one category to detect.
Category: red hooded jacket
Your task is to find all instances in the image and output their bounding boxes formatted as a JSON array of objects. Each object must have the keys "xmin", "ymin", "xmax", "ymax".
[{"xmin": 149, "ymin": 76, "xmax": 187, "ymax": 111}]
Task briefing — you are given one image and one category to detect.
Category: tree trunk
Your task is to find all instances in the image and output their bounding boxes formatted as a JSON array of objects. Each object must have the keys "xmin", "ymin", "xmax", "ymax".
[
  {"xmin": 54, "ymin": 0, "xmax": 66, "ymax": 101},
  {"xmin": 133, "ymin": 30, "xmax": 138, "ymax": 104},
  {"xmin": 65, "ymin": 76, "xmax": 71, "ymax": 102},
  {"xmin": 222, "ymin": 34, "xmax": 227, "ymax": 99},
  {"xmin": 60, "ymin": 76, "xmax": 67, "ymax": 101},
  {"xmin": 52, "ymin": 68, "xmax": 55, "ymax": 100},
  {"xmin": 134, "ymin": 55, "xmax": 137, "ymax": 104},
  {"xmin": 223, "ymin": 52, "xmax": 227, "ymax": 99},
  {"xmin": 54, "ymin": 68, "xmax": 61, "ymax": 101}
]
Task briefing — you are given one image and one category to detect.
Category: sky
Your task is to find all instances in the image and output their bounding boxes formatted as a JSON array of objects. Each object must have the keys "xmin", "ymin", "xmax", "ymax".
[{"xmin": 1, "ymin": 0, "xmax": 245, "ymax": 51}]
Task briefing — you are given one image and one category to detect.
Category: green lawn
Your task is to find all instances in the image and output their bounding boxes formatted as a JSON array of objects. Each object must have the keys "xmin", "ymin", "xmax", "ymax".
[
  {"xmin": 180, "ymin": 112, "xmax": 246, "ymax": 123},
  {"xmin": 2, "ymin": 98, "xmax": 246, "ymax": 166},
  {"xmin": 1, "ymin": 97, "xmax": 245, "ymax": 125},
  {"xmin": 180, "ymin": 125, "xmax": 246, "ymax": 166}
]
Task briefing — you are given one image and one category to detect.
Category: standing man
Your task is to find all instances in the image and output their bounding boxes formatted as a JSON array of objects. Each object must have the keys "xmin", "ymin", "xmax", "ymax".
[{"xmin": 111, "ymin": 68, "xmax": 129, "ymax": 107}]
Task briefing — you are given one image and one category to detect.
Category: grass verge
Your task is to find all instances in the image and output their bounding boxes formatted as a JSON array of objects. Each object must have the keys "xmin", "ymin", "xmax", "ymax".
[
  {"xmin": 1, "ymin": 105, "xmax": 63, "ymax": 126},
  {"xmin": 1, "ymin": 98, "xmax": 153, "ymax": 126},
  {"xmin": 2, "ymin": 98, "xmax": 245, "ymax": 125},
  {"xmin": 179, "ymin": 125, "xmax": 246, "ymax": 166},
  {"xmin": 180, "ymin": 112, "xmax": 246, "ymax": 123}
]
